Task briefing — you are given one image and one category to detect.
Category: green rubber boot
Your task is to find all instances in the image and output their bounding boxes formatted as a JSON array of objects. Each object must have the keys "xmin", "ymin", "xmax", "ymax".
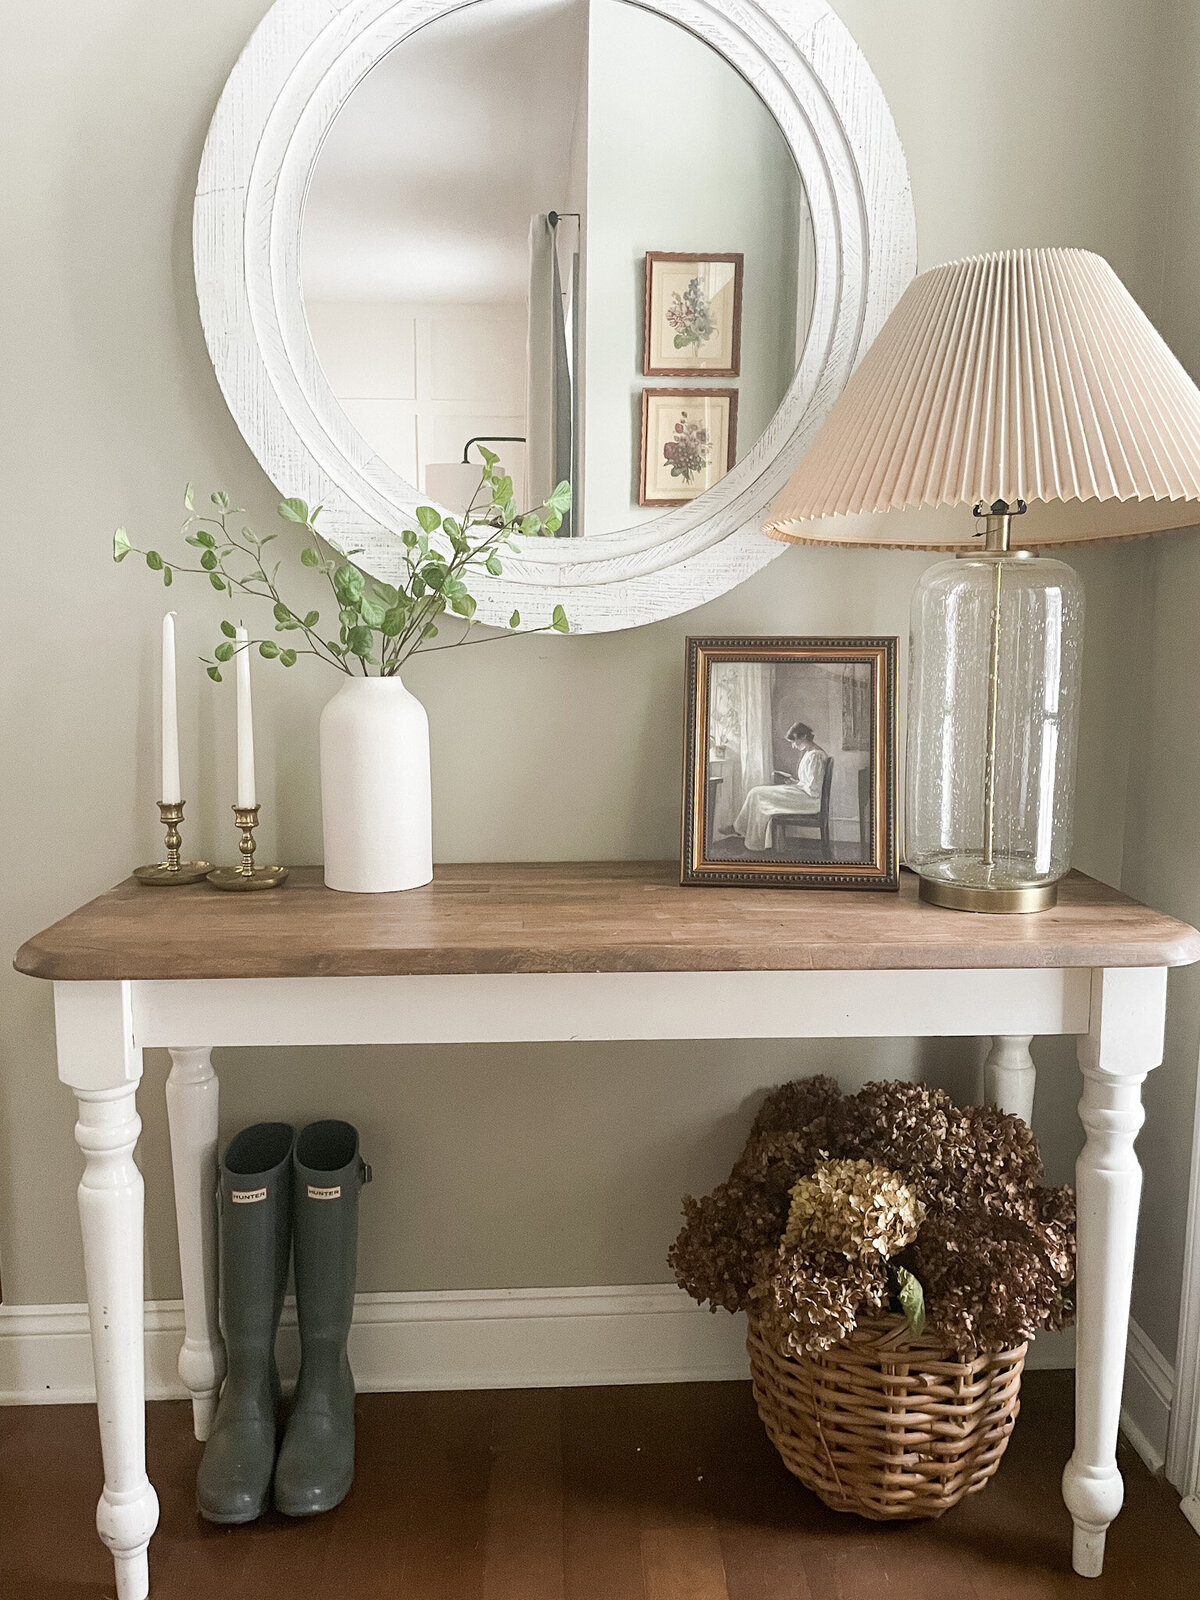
[
  {"xmin": 197, "ymin": 1122, "xmax": 294, "ymax": 1524},
  {"xmin": 273, "ymin": 1120, "xmax": 371, "ymax": 1517}
]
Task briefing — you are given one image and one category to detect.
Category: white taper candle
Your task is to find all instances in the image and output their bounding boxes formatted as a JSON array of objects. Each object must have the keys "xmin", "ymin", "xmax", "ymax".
[
  {"xmin": 235, "ymin": 625, "xmax": 256, "ymax": 809},
  {"xmin": 161, "ymin": 611, "xmax": 181, "ymax": 804}
]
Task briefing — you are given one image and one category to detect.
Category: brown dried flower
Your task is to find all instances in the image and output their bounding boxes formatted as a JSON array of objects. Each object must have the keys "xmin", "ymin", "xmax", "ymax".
[
  {"xmin": 669, "ymin": 1074, "xmax": 1076, "ymax": 1355},
  {"xmin": 749, "ymin": 1244, "xmax": 888, "ymax": 1358},
  {"xmin": 783, "ymin": 1158, "xmax": 925, "ymax": 1261}
]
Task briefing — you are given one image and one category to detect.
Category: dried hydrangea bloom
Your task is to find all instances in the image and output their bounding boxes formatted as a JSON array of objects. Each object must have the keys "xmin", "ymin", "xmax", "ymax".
[
  {"xmin": 669, "ymin": 1073, "xmax": 1077, "ymax": 1354},
  {"xmin": 669, "ymin": 1177, "xmax": 789, "ymax": 1313},
  {"xmin": 783, "ymin": 1158, "xmax": 925, "ymax": 1261},
  {"xmin": 749, "ymin": 1244, "xmax": 887, "ymax": 1358}
]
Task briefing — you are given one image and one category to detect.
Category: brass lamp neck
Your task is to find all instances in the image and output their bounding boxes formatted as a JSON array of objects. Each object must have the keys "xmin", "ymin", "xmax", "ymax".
[{"xmin": 970, "ymin": 497, "xmax": 1028, "ymax": 555}]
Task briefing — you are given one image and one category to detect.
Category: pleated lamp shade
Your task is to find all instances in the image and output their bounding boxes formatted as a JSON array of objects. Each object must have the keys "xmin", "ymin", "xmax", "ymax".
[{"xmin": 765, "ymin": 248, "xmax": 1200, "ymax": 548}]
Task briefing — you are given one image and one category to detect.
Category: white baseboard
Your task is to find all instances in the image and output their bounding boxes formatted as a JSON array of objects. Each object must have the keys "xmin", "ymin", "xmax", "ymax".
[
  {"xmin": 1121, "ymin": 1318, "xmax": 1176, "ymax": 1475},
  {"xmin": 0, "ymin": 1284, "xmax": 752, "ymax": 1405},
  {"xmin": 0, "ymin": 1282, "xmax": 1079, "ymax": 1409}
]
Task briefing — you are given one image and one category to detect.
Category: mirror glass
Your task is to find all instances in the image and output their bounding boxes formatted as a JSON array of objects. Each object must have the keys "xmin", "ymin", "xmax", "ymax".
[{"xmin": 301, "ymin": 0, "xmax": 814, "ymax": 540}]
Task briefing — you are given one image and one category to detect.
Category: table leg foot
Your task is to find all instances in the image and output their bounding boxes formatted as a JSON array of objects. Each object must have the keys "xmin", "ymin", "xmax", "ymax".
[
  {"xmin": 98, "ymin": 1488, "xmax": 158, "ymax": 1600},
  {"xmin": 1063, "ymin": 1455, "xmax": 1120, "ymax": 1577},
  {"xmin": 166, "ymin": 1046, "xmax": 225, "ymax": 1441}
]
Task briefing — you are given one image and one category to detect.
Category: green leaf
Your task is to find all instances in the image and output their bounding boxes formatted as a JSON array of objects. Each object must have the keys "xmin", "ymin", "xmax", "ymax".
[
  {"xmin": 416, "ymin": 505, "xmax": 442, "ymax": 533},
  {"xmin": 421, "ymin": 563, "xmax": 447, "ymax": 593},
  {"xmin": 491, "ymin": 475, "xmax": 514, "ymax": 506},
  {"xmin": 546, "ymin": 480, "xmax": 573, "ymax": 512},
  {"xmin": 411, "ymin": 575, "xmax": 426, "ymax": 598},
  {"xmin": 381, "ymin": 605, "xmax": 406, "ymax": 637},
  {"xmin": 519, "ymin": 514, "xmax": 542, "ymax": 537},
  {"xmin": 184, "ymin": 483, "xmax": 195, "ymax": 511},
  {"xmin": 209, "ymin": 573, "xmax": 226, "ymax": 591},
  {"xmin": 346, "ymin": 624, "xmax": 374, "ymax": 658},
  {"xmin": 206, "ymin": 665, "xmax": 222, "ymax": 682},
  {"xmin": 195, "ymin": 529, "xmax": 216, "ymax": 548},
  {"xmin": 214, "ymin": 642, "xmax": 234, "ymax": 662},
  {"xmin": 326, "ymin": 641, "xmax": 346, "ymax": 658},
  {"xmin": 450, "ymin": 592, "xmax": 477, "ymax": 619},
  {"xmin": 278, "ymin": 497, "xmax": 309, "ymax": 523},
  {"xmin": 200, "ymin": 550, "xmax": 217, "ymax": 571},
  {"xmin": 211, "ymin": 490, "xmax": 232, "ymax": 512},
  {"xmin": 220, "ymin": 620, "xmax": 237, "ymax": 638},
  {"xmin": 421, "ymin": 623, "xmax": 439, "ymax": 640},
  {"xmin": 333, "ymin": 564, "xmax": 365, "ymax": 604},
  {"xmin": 359, "ymin": 596, "xmax": 387, "ymax": 629},
  {"xmin": 162, "ymin": 567, "xmax": 173, "ymax": 586},
  {"xmin": 300, "ymin": 546, "xmax": 321, "ymax": 567},
  {"xmin": 113, "ymin": 527, "xmax": 131, "ymax": 563},
  {"xmin": 551, "ymin": 604, "xmax": 569, "ymax": 634},
  {"xmin": 259, "ymin": 640, "xmax": 280, "ymax": 658},
  {"xmin": 543, "ymin": 511, "xmax": 562, "ymax": 535},
  {"xmin": 476, "ymin": 444, "xmax": 499, "ymax": 467},
  {"xmin": 280, "ymin": 649, "xmax": 297, "ymax": 667},
  {"xmin": 145, "ymin": 550, "xmax": 163, "ymax": 571},
  {"xmin": 895, "ymin": 1267, "xmax": 926, "ymax": 1337},
  {"xmin": 401, "ymin": 529, "xmax": 418, "ymax": 548},
  {"xmin": 303, "ymin": 610, "xmax": 320, "ymax": 628},
  {"xmin": 485, "ymin": 553, "xmax": 503, "ymax": 576},
  {"xmin": 443, "ymin": 518, "xmax": 462, "ymax": 540},
  {"xmin": 273, "ymin": 601, "xmax": 293, "ymax": 625},
  {"xmin": 509, "ymin": 609, "xmax": 521, "ymax": 629}
]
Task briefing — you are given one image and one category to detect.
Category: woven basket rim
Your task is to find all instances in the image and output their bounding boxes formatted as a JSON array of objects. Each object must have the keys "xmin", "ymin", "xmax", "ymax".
[{"xmin": 748, "ymin": 1308, "xmax": 1029, "ymax": 1365}]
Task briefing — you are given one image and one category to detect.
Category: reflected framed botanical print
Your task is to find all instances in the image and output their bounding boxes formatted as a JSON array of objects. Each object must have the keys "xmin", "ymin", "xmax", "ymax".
[
  {"xmin": 681, "ymin": 636, "xmax": 899, "ymax": 889},
  {"xmin": 640, "ymin": 388, "xmax": 738, "ymax": 505},
  {"xmin": 644, "ymin": 252, "xmax": 744, "ymax": 376}
]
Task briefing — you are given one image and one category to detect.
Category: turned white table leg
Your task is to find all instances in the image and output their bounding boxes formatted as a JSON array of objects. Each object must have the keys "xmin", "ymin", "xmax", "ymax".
[
  {"xmin": 166, "ymin": 1046, "xmax": 225, "ymax": 1440},
  {"xmin": 984, "ymin": 1035, "xmax": 1036, "ymax": 1123},
  {"xmin": 54, "ymin": 983, "xmax": 160, "ymax": 1600},
  {"xmin": 1063, "ymin": 966, "xmax": 1167, "ymax": 1578}
]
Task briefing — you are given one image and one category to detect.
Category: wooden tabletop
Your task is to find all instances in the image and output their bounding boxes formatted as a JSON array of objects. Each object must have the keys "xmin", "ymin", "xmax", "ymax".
[{"xmin": 14, "ymin": 863, "xmax": 1200, "ymax": 982}]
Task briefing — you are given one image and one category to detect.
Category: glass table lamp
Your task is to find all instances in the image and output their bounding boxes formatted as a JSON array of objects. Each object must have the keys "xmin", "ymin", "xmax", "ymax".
[{"xmin": 765, "ymin": 248, "xmax": 1200, "ymax": 911}]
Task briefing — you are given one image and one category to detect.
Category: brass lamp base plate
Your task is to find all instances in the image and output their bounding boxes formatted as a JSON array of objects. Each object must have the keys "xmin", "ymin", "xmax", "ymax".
[
  {"xmin": 207, "ymin": 864, "xmax": 290, "ymax": 892},
  {"xmin": 134, "ymin": 861, "xmax": 213, "ymax": 886},
  {"xmin": 918, "ymin": 876, "xmax": 1059, "ymax": 914}
]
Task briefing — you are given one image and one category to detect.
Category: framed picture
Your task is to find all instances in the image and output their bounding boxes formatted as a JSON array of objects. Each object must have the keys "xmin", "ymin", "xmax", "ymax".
[
  {"xmin": 681, "ymin": 636, "xmax": 899, "ymax": 889},
  {"xmin": 640, "ymin": 388, "xmax": 738, "ymax": 506},
  {"xmin": 644, "ymin": 252, "xmax": 743, "ymax": 376}
]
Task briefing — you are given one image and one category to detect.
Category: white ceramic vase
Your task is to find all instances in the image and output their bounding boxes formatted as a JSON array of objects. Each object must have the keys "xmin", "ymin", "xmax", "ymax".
[{"xmin": 319, "ymin": 676, "xmax": 433, "ymax": 893}]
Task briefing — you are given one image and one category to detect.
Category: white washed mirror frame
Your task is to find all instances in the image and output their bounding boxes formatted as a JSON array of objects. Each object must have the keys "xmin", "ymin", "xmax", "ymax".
[{"xmin": 194, "ymin": 0, "xmax": 915, "ymax": 633}]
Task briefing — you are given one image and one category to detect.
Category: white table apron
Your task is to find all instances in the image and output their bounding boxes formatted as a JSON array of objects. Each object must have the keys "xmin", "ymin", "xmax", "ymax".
[{"xmin": 51, "ymin": 962, "xmax": 1167, "ymax": 1598}]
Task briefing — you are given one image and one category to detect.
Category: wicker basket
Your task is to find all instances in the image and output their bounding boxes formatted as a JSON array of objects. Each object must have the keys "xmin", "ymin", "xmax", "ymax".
[{"xmin": 747, "ymin": 1312, "xmax": 1027, "ymax": 1521}]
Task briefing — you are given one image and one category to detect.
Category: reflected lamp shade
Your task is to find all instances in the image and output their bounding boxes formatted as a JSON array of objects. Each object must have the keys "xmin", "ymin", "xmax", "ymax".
[{"xmin": 764, "ymin": 248, "xmax": 1200, "ymax": 911}]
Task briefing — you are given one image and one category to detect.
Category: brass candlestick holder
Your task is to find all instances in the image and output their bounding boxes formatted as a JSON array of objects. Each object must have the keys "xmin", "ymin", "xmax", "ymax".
[
  {"xmin": 134, "ymin": 801, "xmax": 213, "ymax": 886},
  {"xmin": 207, "ymin": 804, "xmax": 289, "ymax": 891}
]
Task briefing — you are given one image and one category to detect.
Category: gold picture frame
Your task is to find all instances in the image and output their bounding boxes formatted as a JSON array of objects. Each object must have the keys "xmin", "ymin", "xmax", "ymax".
[
  {"xmin": 643, "ymin": 252, "xmax": 744, "ymax": 376},
  {"xmin": 681, "ymin": 636, "xmax": 899, "ymax": 888}
]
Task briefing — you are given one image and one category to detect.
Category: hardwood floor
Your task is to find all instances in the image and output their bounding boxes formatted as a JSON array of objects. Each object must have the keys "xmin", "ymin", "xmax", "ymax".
[{"xmin": 1, "ymin": 1373, "xmax": 1195, "ymax": 1598}]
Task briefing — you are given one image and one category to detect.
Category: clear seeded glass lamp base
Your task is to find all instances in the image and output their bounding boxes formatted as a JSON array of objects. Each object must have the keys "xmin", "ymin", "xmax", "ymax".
[{"xmin": 906, "ymin": 502, "xmax": 1083, "ymax": 916}]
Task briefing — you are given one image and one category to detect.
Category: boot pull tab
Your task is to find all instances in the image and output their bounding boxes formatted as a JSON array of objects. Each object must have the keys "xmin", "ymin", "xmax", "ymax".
[{"xmin": 360, "ymin": 1159, "xmax": 372, "ymax": 1186}]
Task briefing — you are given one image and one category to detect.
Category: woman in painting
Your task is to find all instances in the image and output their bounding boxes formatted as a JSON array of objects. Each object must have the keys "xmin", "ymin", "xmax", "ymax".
[{"xmin": 733, "ymin": 721, "xmax": 828, "ymax": 852}]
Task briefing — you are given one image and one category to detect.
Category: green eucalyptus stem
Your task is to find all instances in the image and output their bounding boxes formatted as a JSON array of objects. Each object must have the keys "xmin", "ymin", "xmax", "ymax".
[{"xmin": 113, "ymin": 457, "xmax": 571, "ymax": 682}]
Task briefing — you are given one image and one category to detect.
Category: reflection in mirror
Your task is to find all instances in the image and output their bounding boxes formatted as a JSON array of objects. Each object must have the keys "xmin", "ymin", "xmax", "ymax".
[{"xmin": 301, "ymin": 0, "xmax": 814, "ymax": 540}]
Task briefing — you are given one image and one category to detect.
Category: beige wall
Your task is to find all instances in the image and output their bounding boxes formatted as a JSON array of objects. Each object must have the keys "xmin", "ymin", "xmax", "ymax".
[{"xmin": 0, "ymin": 1, "xmax": 1182, "ymax": 1324}]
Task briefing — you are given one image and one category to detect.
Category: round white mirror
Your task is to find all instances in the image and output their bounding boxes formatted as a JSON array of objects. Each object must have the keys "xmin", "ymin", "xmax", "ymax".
[{"xmin": 195, "ymin": 0, "xmax": 915, "ymax": 631}]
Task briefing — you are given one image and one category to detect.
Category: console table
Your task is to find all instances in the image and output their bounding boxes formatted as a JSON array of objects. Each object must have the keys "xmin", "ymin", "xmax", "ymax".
[{"xmin": 15, "ymin": 862, "xmax": 1200, "ymax": 1598}]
